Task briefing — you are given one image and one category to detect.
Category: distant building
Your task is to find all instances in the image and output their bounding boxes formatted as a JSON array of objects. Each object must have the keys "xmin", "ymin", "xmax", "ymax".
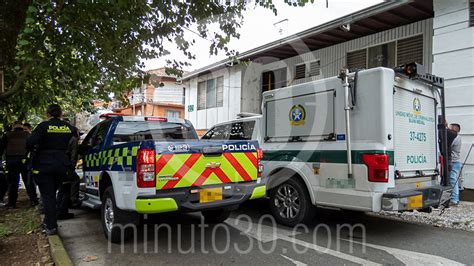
[
  {"xmin": 181, "ymin": 0, "xmax": 474, "ymax": 188},
  {"xmin": 113, "ymin": 67, "xmax": 185, "ymax": 118}
]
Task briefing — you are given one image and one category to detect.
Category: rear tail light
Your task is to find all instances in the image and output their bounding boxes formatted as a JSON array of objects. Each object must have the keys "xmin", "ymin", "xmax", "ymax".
[
  {"xmin": 257, "ymin": 148, "xmax": 264, "ymax": 177},
  {"xmin": 363, "ymin": 154, "xmax": 389, "ymax": 183},
  {"xmin": 137, "ymin": 148, "xmax": 156, "ymax": 188}
]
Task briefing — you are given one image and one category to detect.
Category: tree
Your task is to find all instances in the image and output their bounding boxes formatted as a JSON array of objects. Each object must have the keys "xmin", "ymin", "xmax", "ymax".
[{"xmin": 0, "ymin": 0, "xmax": 312, "ymax": 122}]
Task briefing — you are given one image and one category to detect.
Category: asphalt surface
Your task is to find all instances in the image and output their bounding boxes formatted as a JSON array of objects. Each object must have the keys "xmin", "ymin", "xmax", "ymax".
[{"xmin": 59, "ymin": 199, "xmax": 474, "ymax": 265}]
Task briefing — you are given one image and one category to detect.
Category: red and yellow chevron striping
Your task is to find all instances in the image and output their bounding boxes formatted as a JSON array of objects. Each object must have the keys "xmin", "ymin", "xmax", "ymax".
[{"xmin": 155, "ymin": 152, "xmax": 258, "ymax": 190}]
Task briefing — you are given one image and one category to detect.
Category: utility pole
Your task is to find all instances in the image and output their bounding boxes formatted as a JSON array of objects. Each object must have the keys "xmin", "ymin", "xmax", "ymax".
[{"xmin": 140, "ymin": 77, "xmax": 145, "ymax": 116}]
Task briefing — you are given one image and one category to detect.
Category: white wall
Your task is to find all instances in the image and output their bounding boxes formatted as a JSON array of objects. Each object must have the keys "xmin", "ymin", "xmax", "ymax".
[
  {"xmin": 184, "ymin": 66, "xmax": 242, "ymax": 130},
  {"xmin": 240, "ymin": 19, "xmax": 433, "ymax": 115},
  {"xmin": 433, "ymin": 0, "xmax": 474, "ymax": 189},
  {"xmin": 153, "ymin": 81, "xmax": 183, "ymax": 105},
  {"xmin": 185, "ymin": 18, "xmax": 434, "ymax": 130}
]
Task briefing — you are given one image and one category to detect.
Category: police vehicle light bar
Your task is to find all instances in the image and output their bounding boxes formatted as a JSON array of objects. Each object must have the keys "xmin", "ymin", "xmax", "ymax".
[{"xmin": 145, "ymin": 117, "xmax": 168, "ymax": 122}]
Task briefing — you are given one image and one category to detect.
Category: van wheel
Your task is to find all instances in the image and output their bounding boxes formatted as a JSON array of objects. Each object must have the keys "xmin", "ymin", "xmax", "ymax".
[
  {"xmin": 101, "ymin": 187, "xmax": 138, "ymax": 243},
  {"xmin": 269, "ymin": 178, "xmax": 315, "ymax": 226},
  {"xmin": 202, "ymin": 209, "xmax": 231, "ymax": 224}
]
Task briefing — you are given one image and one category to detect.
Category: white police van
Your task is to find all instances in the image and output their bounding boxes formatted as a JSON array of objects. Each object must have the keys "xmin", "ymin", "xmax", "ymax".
[{"xmin": 202, "ymin": 64, "xmax": 451, "ymax": 226}]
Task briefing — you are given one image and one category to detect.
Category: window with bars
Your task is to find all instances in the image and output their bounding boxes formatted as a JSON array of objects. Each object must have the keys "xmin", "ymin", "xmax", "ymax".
[
  {"xmin": 197, "ymin": 76, "xmax": 224, "ymax": 110},
  {"xmin": 294, "ymin": 64, "xmax": 306, "ymax": 80},
  {"xmin": 470, "ymin": 0, "xmax": 474, "ymax": 27},
  {"xmin": 308, "ymin": 60, "xmax": 321, "ymax": 77},
  {"xmin": 347, "ymin": 49, "xmax": 367, "ymax": 70},
  {"xmin": 397, "ymin": 35, "xmax": 423, "ymax": 66}
]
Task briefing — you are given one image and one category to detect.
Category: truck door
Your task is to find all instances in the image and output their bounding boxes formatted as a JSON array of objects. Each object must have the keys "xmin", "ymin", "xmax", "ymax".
[
  {"xmin": 82, "ymin": 120, "xmax": 112, "ymax": 197},
  {"xmin": 393, "ymin": 86, "xmax": 438, "ymax": 179}
]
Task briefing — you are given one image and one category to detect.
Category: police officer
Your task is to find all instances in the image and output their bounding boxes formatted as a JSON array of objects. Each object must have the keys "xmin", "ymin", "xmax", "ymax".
[
  {"xmin": 1, "ymin": 121, "xmax": 38, "ymax": 208},
  {"xmin": 27, "ymin": 104, "xmax": 77, "ymax": 235}
]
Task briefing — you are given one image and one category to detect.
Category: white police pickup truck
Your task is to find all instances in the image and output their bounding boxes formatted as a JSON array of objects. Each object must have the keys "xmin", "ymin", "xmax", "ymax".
[
  {"xmin": 202, "ymin": 65, "xmax": 451, "ymax": 226},
  {"xmin": 79, "ymin": 115, "xmax": 264, "ymax": 242}
]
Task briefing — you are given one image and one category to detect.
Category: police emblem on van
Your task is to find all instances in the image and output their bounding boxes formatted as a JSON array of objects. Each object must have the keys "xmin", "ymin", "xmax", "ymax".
[
  {"xmin": 413, "ymin": 98, "xmax": 421, "ymax": 115},
  {"xmin": 289, "ymin": 104, "xmax": 306, "ymax": 126}
]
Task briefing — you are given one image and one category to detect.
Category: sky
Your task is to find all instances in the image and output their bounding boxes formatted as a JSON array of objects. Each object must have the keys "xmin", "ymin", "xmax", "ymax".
[{"xmin": 143, "ymin": 0, "xmax": 384, "ymax": 72}]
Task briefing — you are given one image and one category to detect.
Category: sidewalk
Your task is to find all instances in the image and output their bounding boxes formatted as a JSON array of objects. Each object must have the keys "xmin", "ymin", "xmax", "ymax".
[{"xmin": 377, "ymin": 201, "xmax": 474, "ymax": 232}]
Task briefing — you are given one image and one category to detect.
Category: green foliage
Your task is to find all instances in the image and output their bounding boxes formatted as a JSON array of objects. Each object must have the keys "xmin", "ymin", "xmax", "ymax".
[{"xmin": 0, "ymin": 0, "xmax": 313, "ymax": 123}]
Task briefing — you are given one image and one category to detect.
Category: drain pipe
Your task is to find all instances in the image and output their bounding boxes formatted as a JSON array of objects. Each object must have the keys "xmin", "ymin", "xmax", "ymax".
[{"xmin": 339, "ymin": 68, "xmax": 353, "ymax": 179}]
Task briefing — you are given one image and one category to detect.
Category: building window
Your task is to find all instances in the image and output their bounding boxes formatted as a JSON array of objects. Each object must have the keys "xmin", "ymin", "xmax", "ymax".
[
  {"xmin": 346, "ymin": 35, "xmax": 422, "ymax": 70},
  {"xmin": 308, "ymin": 60, "xmax": 321, "ymax": 77},
  {"xmin": 368, "ymin": 41, "xmax": 396, "ymax": 68},
  {"xmin": 262, "ymin": 68, "xmax": 287, "ymax": 92},
  {"xmin": 166, "ymin": 110, "xmax": 180, "ymax": 118},
  {"xmin": 347, "ymin": 49, "xmax": 367, "ymax": 70},
  {"xmin": 206, "ymin": 78, "xmax": 217, "ymax": 108},
  {"xmin": 197, "ymin": 76, "xmax": 224, "ymax": 110},
  {"xmin": 197, "ymin": 81, "xmax": 206, "ymax": 110},
  {"xmin": 294, "ymin": 64, "xmax": 306, "ymax": 80},
  {"xmin": 397, "ymin": 35, "xmax": 423, "ymax": 65},
  {"xmin": 216, "ymin": 77, "xmax": 224, "ymax": 107},
  {"xmin": 470, "ymin": 0, "xmax": 474, "ymax": 27}
]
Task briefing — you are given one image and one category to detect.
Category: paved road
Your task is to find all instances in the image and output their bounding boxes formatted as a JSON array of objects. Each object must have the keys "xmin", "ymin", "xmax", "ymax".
[{"xmin": 59, "ymin": 199, "xmax": 473, "ymax": 265}]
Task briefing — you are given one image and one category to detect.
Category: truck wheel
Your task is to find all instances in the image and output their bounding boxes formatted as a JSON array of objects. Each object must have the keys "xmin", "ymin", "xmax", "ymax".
[
  {"xmin": 202, "ymin": 209, "xmax": 231, "ymax": 224},
  {"xmin": 269, "ymin": 178, "xmax": 315, "ymax": 226},
  {"xmin": 101, "ymin": 186, "xmax": 138, "ymax": 243}
]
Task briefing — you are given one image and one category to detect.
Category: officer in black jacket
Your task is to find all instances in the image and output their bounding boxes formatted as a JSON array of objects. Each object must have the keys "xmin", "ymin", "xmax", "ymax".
[{"xmin": 27, "ymin": 104, "xmax": 77, "ymax": 235}]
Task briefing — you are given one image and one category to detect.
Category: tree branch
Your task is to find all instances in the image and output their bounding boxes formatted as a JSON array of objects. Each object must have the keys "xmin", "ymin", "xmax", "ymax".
[
  {"xmin": 0, "ymin": 0, "xmax": 66, "ymax": 101},
  {"xmin": 0, "ymin": 64, "xmax": 31, "ymax": 101}
]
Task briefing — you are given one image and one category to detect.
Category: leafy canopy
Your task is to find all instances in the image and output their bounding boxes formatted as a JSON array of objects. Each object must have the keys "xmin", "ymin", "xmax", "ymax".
[{"xmin": 0, "ymin": 0, "xmax": 313, "ymax": 122}]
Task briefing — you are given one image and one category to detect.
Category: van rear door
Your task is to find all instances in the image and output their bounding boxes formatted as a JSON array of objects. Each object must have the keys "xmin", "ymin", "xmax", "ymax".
[{"xmin": 393, "ymin": 81, "xmax": 438, "ymax": 178}]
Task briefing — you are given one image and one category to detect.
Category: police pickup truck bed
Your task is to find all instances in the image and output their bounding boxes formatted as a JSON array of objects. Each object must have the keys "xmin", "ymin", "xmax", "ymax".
[{"xmin": 79, "ymin": 116, "xmax": 264, "ymax": 242}]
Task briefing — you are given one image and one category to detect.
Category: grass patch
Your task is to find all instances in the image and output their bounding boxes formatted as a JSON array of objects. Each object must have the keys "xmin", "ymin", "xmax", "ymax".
[{"xmin": 0, "ymin": 207, "xmax": 41, "ymax": 237}]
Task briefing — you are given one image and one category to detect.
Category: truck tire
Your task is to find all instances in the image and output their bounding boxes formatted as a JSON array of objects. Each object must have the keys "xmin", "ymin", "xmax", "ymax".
[
  {"xmin": 101, "ymin": 186, "xmax": 138, "ymax": 243},
  {"xmin": 202, "ymin": 209, "xmax": 231, "ymax": 224},
  {"xmin": 269, "ymin": 177, "xmax": 315, "ymax": 226}
]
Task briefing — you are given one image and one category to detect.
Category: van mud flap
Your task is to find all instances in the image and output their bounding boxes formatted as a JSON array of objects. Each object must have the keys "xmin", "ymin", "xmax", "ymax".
[{"xmin": 381, "ymin": 185, "xmax": 452, "ymax": 211}]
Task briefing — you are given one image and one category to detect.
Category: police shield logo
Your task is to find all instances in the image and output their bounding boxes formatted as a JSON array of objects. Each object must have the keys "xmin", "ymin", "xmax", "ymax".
[
  {"xmin": 413, "ymin": 98, "xmax": 422, "ymax": 115},
  {"xmin": 289, "ymin": 104, "xmax": 306, "ymax": 126}
]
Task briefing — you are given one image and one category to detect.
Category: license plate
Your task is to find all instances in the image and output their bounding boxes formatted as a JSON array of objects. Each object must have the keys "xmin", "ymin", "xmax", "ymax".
[
  {"xmin": 200, "ymin": 188, "xmax": 223, "ymax": 203},
  {"xmin": 407, "ymin": 195, "xmax": 423, "ymax": 210}
]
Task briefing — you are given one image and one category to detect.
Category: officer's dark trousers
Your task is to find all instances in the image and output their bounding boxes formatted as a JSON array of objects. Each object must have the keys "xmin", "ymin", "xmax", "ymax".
[
  {"xmin": 6, "ymin": 156, "xmax": 38, "ymax": 206},
  {"xmin": 34, "ymin": 173, "xmax": 61, "ymax": 230},
  {"xmin": 0, "ymin": 170, "xmax": 7, "ymax": 202},
  {"xmin": 69, "ymin": 172, "xmax": 81, "ymax": 206},
  {"xmin": 57, "ymin": 183, "xmax": 71, "ymax": 216}
]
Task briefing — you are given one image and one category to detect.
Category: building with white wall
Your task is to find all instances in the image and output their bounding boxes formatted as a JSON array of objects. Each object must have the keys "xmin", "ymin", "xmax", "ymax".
[{"xmin": 182, "ymin": 0, "xmax": 474, "ymax": 187}]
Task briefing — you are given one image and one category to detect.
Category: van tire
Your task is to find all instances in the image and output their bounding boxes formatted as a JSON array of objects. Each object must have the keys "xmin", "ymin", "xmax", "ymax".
[
  {"xmin": 269, "ymin": 177, "xmax": 315, "ymax": 226},
  {"xmin": 101, "ymin": 186, "xmax": 138, "ymax": 243},
  {"xmin": 202, "ymin": 209, "xmax": 231, "ymax": 224}
]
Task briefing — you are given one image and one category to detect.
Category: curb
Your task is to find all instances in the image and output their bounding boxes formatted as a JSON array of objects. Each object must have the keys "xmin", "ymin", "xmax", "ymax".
[
  {"xmin": 40, "ymin": 215, "xmax": 73, "ymax": 266},
  {"xmin": 48, "ymin": 234, "xmax": 73, "ymax": 266}
]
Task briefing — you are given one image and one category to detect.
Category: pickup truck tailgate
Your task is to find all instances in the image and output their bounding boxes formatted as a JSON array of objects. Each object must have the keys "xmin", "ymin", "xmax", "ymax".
[{"xmin": 154, "ymin": 141, "xmax": 259, "ymax": 190}]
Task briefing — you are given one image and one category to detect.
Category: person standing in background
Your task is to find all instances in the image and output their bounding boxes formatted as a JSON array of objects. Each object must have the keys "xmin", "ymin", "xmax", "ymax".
[
  {"xmin": 1, "ymin": 121, "xmax": 38, "ymax": 208},
  {"xmin": 449, "ymin": 123, "xmax": 462, "ymax": 206},
  {"xmin": 23, "ymin": 123, "xmax": 33, "ymax": 133},
  {"xmin": 56, "ymin": 118, "xmax": 80, "ymax": 219},
  {"xmin": 0, "ymin": 129, "xmax": 7, "ymax": 206}
]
